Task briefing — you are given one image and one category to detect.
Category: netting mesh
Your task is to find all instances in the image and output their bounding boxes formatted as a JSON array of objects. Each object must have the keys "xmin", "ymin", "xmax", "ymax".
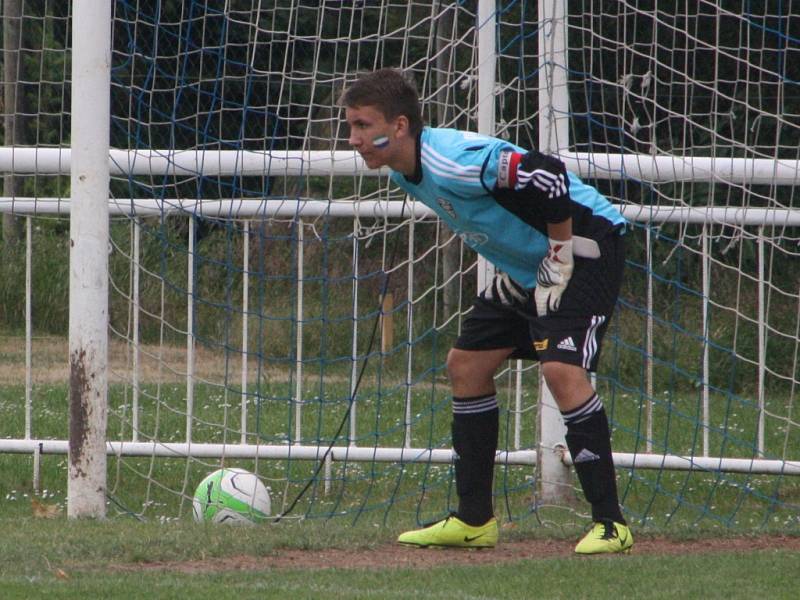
[
  {"xmin": 0, "ymin": 1, "xmax": 798, "ymax": 532},
  {"xmin": 109, "ymin": 0, "xmax": 503, "ymax": 524}
]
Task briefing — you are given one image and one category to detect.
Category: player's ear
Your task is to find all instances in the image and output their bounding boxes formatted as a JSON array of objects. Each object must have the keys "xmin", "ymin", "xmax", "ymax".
[{"xmin": 393, "ymin": 115, "xmax": 410, "ymax": 139}]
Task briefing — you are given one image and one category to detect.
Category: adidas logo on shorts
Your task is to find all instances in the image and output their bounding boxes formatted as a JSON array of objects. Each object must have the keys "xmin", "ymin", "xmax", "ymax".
[{"xmin": 557, "ymin": 336, "xmax": 577, "ymax": 351}]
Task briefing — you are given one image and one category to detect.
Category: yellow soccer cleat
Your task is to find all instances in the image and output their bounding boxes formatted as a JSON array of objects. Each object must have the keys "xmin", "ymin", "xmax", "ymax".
[
  {"xmin": 575, "ymin": 520, "xmax": 633, "ymax": 555},
  {"xmin": 397, "ymin": 513, "xmax": 498, "ymax": 548}
]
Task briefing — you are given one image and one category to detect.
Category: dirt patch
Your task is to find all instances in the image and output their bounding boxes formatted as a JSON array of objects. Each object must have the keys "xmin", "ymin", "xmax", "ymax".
[
  {"xmin": 110, "ymin": 535, "xmax": 800, "ymax": 573},
  {"xmin": 0, "ymin": 335, "xmax": 310, "ymax": 386},
  {"xmin": 0, "ymin": 335, "xmax": 236, "ymax": 385},
  {"xmin": 0, "ymin": 335, "xmax": 413, "ymax": 388}
]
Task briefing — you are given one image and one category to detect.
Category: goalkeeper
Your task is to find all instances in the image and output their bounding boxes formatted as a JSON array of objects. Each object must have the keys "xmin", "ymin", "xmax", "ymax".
[{"xmin": 341, "ymin": 69, "xmax": 632, "ymax": 555}]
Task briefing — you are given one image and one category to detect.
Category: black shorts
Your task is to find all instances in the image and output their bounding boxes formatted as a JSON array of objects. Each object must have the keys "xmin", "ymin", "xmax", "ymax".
[{"xmin": 454, "ymin": 233, "xmax": 625, "ymax": 372}]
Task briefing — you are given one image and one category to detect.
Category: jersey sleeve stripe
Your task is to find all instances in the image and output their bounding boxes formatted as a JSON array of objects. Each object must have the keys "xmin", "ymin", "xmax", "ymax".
[
  {"xmin": 422, "ymin": 145, "xmax": 482, "ymax": 174},
  {"xmin": 421, "ymin": 154, "xmax": 484, "ymax": 184}
]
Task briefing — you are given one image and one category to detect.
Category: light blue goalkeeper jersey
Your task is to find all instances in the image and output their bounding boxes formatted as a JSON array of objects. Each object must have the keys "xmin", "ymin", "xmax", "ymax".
[{"xmin": 389, "ymin": 127, "xmax": 625, "ymax": 288}]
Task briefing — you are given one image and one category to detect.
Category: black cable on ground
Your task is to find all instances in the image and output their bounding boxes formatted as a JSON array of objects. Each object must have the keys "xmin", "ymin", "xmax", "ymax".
[{"xmin": 274, "ymin": 199, "xmax": 408, "ymax": 523}]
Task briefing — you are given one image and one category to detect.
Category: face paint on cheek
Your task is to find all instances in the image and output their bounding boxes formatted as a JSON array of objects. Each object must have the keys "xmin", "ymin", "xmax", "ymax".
[{"xmin": 372, "ymin": 135, "xmax": 390, "ymax": 149}]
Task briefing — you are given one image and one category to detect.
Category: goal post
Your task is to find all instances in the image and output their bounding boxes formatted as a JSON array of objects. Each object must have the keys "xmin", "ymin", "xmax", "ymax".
[{"xmin": 66, "ymin": 0, "xmax": 111, "ymax": 519}]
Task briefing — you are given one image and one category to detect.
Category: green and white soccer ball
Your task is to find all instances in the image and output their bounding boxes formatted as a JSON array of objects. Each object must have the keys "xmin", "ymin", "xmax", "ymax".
[{"xmin": 192, "ymin": 468, "xmax": 271, "ymax": 525}]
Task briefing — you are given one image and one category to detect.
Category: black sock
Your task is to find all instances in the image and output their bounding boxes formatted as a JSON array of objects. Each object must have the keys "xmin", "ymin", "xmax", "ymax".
[
  {"xmin": 451, "ymin": 394, "xmax": 499, "ymax": 526},
  {"xmin": 562, "ymin": 396, "xmax": 625, "ymax": 525}
]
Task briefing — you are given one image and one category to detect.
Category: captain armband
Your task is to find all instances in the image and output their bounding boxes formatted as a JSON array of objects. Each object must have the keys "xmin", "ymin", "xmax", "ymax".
[{"xmin": 496, "ymin": 150, "xmax": 571, "ymax": 224}]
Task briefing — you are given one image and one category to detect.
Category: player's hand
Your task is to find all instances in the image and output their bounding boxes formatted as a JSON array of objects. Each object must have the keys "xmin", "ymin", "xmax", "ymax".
[
  {"xmin": 535, "ymin": 238, "xmax": 574, "ymax": 315},
  {"xmin": 482, "ymin": 271, "xmax": 530, "ymax": 308}
]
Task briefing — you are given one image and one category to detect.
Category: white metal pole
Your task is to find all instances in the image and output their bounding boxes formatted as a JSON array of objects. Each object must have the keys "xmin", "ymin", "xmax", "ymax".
[
  {"xmin": 3, "ymin": 148, "xmax": 800, "ymax": 186},
  {"xmin": 67, "ymin": 0, "xmax": 111, "ymax": 519},
  {"xmin": 3, "ymin": 197, "xmax": 799, "ymax": 225},
  {"xmin": 32, "ymin": 442, "xmax": 41, "ymax": 494},
  {"xmin": 702, "ymin": 226, "xmax": 710, "ymax": 456},
  {"xmin": 537, "ymin": 0, "xmax": 571, "ymax": 503},
  {"xmin": 646, "ymin": 227, "xmax": 654, "ymax": 453},
  {"xmin": 5, "ymin": 437, "xmax": 800, "ymax": 475},
  {"xmin": 476, "ymin": 0, "xmax": 496, "ymax": 293},
  {"xmin": 131, "ymin": 219, "xmax": 141, "ymax": 442},
  {"xmin": 349, "ymin": 219, "xmax": 359, "ymax": 445},
  {"xmin": 477, "ymin": 1, "xmax": 496, "ymax": 135},
  {"xmin": 404, "ymin": 217, "xmax": 415, "ymax": 448},
  {"xmin": 538, "ymin": 0, "xmax": 570, "ymax": 153},
  {"xmin": 186, "ymin": 217, "xmax": 195, "ymax": 443},
  {"xmin": 241, "ymin": 220, "xmax": 250, "ymax": 444},
  {"xmin": 514, "ymin": 360, "xmax": 523, "ymax": 449},
  {"xmin": 324, "ymin": 452, "xmax": 332, "ymax": 496},
  {"xmin": 25, "ymin": 216, "xmax": 32, "ymax": 439},
  {"xmin": 295, "ymin": 219, "xmax": 304, "ymax": 443},
  {"xmin": 757, "ymin": 227, "xmax": 766, "ymax": 455}
]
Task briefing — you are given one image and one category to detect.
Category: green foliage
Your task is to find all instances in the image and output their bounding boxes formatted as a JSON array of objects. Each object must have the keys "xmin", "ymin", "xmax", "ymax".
[{"xmin": 0, "ymin": 221, "xmax": 70, "ymax": 332}]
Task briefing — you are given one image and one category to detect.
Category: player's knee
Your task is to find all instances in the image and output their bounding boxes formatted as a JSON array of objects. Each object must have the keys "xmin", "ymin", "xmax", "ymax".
[
  {"xmin": 541, "ymin": 361, "xmax": 588, "ymax": 401},
  {"xmin": 541, "ymin": 360, "xmax": 569, "ymax": 384},
  {"xmin": 446, "ymin": 349, "xmax": 469, "ymax": 385},
  {"xmin": 447, "ymin": 349, "xmax": 490, "ymax": 387}
]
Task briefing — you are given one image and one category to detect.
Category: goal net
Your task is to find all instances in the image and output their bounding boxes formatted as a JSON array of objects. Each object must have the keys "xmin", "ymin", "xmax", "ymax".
[{"xmin": 1, "ymin": 1, "xmax": 798, "ymax": 533}]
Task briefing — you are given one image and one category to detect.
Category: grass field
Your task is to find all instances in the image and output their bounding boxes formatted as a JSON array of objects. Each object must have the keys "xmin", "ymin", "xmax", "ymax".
[
  {"xmin": 2, "ymin": 335, "xmax": 800, "ymax": 597},
  {"xmin": 1, "ymin": 517, "xmax": 799, "ymax": 599}
]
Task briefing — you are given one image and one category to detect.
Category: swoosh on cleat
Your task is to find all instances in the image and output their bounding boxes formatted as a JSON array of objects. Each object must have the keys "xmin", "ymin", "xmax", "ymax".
[{"xmin": 463, "ymin": 534, "xmax": 485, "ymax": 543}]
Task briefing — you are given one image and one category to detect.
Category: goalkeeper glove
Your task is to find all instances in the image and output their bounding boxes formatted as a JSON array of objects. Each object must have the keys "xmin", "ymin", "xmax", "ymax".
[
  {"xmin": 482, "ymin": 271, "xmax": 530, "ymax": 308},
  {"xmin": 535, "ymin": 238, "xmax": 574, "ymax": 315}
]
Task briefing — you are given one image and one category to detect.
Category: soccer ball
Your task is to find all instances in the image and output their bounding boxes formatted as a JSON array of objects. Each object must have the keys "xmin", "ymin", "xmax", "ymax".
[{"xmin": 192, "ymin": 467, "xmax": 271, "ymax": 525}]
